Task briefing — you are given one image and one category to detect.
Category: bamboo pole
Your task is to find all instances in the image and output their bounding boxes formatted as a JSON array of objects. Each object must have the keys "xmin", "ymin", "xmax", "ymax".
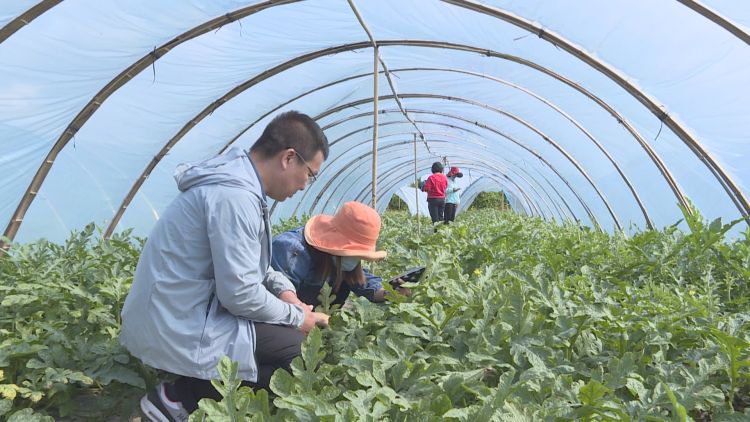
[
  {"xmin": 414, "ymin": 133, "xmax": 420, "ymax": 232},
  {"xmin": 371, "ymin": 45, "xmax": 379, "ymax": 210}
]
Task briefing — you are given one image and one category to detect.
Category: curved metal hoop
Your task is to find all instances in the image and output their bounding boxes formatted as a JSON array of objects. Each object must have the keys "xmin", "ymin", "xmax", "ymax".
[
  {"xmin": 296, "ymin": 113, "xmax": 598, "ymax": 224},
  {"xmin": 4, "ymin": 3, "xmax": 746, "ymax": 241}
]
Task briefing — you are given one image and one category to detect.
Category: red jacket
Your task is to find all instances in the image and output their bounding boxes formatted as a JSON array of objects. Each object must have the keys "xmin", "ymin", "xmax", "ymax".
[{"xmin": 422, "ymin": 173, "xmax": 448, "ymax": 199}]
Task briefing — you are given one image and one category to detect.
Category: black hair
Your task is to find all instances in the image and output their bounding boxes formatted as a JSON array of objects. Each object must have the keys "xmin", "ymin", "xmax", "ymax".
[
  {"xmin": 431, "ymin": 162, "xmax": 444, "ymax": 174},
  {"xmin": 250, "ymin": 111, "xmax": 329, "ymax": 161},
  {"xmin": 304, "ymin": 241, "xmax": 365, "ymax": 307}
]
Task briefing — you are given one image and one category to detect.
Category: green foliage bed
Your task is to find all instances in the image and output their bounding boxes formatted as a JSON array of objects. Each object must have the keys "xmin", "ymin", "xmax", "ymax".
[{"xmin": 1, "ymin": 209, "xmax": 749, "ymax": 421}]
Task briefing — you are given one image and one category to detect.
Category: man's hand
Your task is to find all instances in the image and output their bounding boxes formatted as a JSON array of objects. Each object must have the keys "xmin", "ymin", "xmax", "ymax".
[
  {"xmin": 279, "ymin": 290, "xmax": 307, "ymax": 307},
  {"xmin": 298, "ymin": 304, "xmax": 329, "ymax": 335},
  {"xmin": 314, "ymin": 312, "xmax": 330, "ymax": 328}
]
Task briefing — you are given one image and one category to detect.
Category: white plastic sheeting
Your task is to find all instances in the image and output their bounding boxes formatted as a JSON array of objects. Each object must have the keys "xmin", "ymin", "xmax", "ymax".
[
  {"xmin": 394, "ymin": 187, "xmax": 430, "ymax": 218},
  {"xmin": 394, "ymin": 176, "xmax": 528, "ymax": 219},
  {"xmin": 459, "ymin": 178, "xmax": 527, "ymax": 217},
  {"xmin": 1, "ymin": 0, "xmax": 748, "ymax": 243}
]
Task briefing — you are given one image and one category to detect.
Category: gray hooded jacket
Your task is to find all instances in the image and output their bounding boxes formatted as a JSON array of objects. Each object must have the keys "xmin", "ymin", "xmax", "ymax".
[{"xmin": 120, "ymin": 147, "xmax": 303, "ymax": 381}]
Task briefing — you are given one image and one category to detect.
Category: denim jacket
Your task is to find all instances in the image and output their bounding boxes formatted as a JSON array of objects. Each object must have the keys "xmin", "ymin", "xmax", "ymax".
[{"xmin": 271, "ymin": 227, "xmax": 383, "ymax": 304}]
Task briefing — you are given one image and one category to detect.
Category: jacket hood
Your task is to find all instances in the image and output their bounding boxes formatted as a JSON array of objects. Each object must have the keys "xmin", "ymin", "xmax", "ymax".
[{"xmin": 174, "ymin": 147, "xmax": 262, "ymax": 195}]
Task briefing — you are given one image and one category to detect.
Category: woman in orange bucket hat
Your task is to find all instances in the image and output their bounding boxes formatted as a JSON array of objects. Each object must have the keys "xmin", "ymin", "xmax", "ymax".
[{"xmin": 271, "ymin": 201, "xmax": 408, "ymax": 306}]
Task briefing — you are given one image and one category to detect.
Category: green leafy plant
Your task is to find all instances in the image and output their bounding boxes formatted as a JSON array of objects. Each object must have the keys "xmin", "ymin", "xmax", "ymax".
[
  {"xmin": 0, "ymin": 225, "xmax": 153, "ymax": 419},
  {"xmin": 315, "ymin": 282, "xmax": 341, "ymax": 314},
  {"xmin": 710, "ymin": 324, "xmax": 750, "ymax": 410},
  {"xmin": 190, "ymin": 356, "xmax": 276, "ymax": 422},
  {"xmin": 3, "ymin": 206, "xmax": 750, "ymax": 420}
]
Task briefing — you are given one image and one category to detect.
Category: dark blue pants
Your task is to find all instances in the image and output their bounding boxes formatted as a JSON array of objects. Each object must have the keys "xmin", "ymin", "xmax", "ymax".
[
  {"xmin": 427, "ymin": 198, "xmax": 445, "ymax": 223},
  {"xmin": 444, "ymin": 203, "xmax": 457, "ymax": 223}
]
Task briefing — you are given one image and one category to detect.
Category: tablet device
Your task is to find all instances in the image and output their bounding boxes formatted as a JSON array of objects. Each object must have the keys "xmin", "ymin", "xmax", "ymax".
[{"xmin": 387, "ymin": 266, "xmax": 426, "ymax": 287}]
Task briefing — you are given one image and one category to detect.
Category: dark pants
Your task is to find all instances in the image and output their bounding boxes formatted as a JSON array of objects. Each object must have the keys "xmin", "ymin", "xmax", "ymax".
[
  {"xmin": 444, "ymin": 203, "xmax": 457, "ymax": 223},
  {"xmin": 172, "ymin": 322, "xmax": 305, "ymax": 412},
  {"xmin": 427, "ymin": 198, "xmax": 445, "ymax": 223}
]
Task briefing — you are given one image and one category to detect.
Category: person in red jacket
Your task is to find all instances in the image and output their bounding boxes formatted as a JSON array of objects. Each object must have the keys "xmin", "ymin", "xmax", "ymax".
[{"xmin": 421, "ymin": 161, "xmax": 448, "ymax": 224}]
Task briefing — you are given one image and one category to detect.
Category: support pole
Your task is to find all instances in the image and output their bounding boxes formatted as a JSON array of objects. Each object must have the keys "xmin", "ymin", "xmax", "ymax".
[
  {"xmin": 371, "ymin": 45, "xmax": 379, "ymax": 210},
  {"xmin": 414, "ymin": 133, "xmax": 420, "ymax": 232}
]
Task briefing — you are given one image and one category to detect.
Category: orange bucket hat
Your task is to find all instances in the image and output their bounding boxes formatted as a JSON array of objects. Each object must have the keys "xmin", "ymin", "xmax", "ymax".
[{"xmin": 304, "ymin": 201, "xmax": 387, "ymax": 260}]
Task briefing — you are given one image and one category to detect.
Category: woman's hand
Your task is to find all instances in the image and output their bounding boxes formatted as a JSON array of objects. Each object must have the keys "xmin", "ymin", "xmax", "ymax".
[
  {"xmin": 373, "ymin": 282, "xmax": 413, "ymax": 302},
  {"xmin": 396, "ymin": 286, "xmax": 412, "ymax": 296},
  {"xmin": 373, "ymin": 288, "xmax": 387, "ymax": 302}
]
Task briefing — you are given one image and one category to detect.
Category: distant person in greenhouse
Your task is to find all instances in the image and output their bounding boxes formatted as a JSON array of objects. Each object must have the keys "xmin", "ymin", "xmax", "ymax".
[
  {"xmin": 420, "ymin": 161, "xmax": 448, "ymax": 225},
  {"xmin": 120, "ymin": 111, "xmax": 331, "ymax": 421},
  {"xmin": 271, "ymin": 201, "xmax": 411, "ymax": 307},
  {"xmin": 444, "ymin": 166, "xmax": 463, "ymax": 224}
]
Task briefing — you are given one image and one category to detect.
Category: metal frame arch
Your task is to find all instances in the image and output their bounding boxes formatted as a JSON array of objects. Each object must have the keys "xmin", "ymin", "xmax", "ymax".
[
  {"xmin": 322, "ymin": 108, "xmax": 616, "ymax": 224},
  {"xmin": 393, "ymin": 67, "xmax": 689, "ymax": 217},
  {"xmin": 444, "ymin": 0, "xmax": 750, "ymax": 221},
  {"xmin": 313, "ymin": 140, "xmax": 564, "ymax": 222},
  {"xmin": 459, "ymin": 177, "xmax": 525, "ymax": 215},
  {"xmin": 299, "ymin": 138, "xmax": 547, "ymax": 218},
  {"xmin": 53, "ymin": 38, "xmax": 664, "ymax": 240},
  {"xmin": 303, "ymin": 128, "xmax": 596, "ymax": 227},
  {"xmin": 379, "ymin": 164, "xmax": 541, "ymax": 218},
  {"xmin": 344, "ymin": 152, "xmax": 546, "ymax": 219},
  {"xmin": 355, "ymin": 156, "xmax": 564, "ymax": 221},
  {"xmin": 312, "ymin": 96, "xmax": 623, "ymax": 229},
  {"xmin": 295, "ymin": 120, "xmax": 597, "ymax": 225},
  {"xmin": 4, "ymin": 0, "xmax": 303, "ymax": 242},
  {"xmin": 2, "ymin": 2, "xmax": 748, "ymax": 242},
  {"xmin": 315, "ymin": 131, "xmax": 579, "ymax": 222},
  {"xmin": 313, "ymin": 116, "xmax": 596, "ymax": 223},
  {"xmin": 393, "ymin": 176, "xmax": 529, "ymax": 217},
  {"xmin": 269, "ymin": 139, "xmax": 537, "ymax": 219},
  {"xmin": 367, "ymin": 160, "xmax": 551, "ymax": 222},
  {"xmin": 292, "ymin": 111, "xmax": 581, "ymax": 222},
  {"xmin": 322, "ymin": 131, "xmax": 570, "ymax": 220},
  {"xmin": 675, "ymin": 0, "xmax": 750, "ymax": 45},
  {"xmin": 4, "ymin": 0, "xmax": 748, "ymax": 52},
  {"xmin": 63, "ymin": 38, "xmax": 655, "ymax": 240},
  {"xmin": 322, "ymin": 107, "xmax": 619, "ymax": 224},
  {"xmin": 0, "ymin": 0, "xmax": 62, "ymax": 43},
  {"xmin": 359, "ymin": 157, "xmax": 549, "ymax": 220},
  {"xmin": 213, "ymin": 63, "xmax": 686, "ymax": 224},
  {"xmin": 214, "ymin": 65, "xmax": 686, "ymax": 221},
  {"xmin": 358, "ymin": 158, "xmax": 560, "ymax": 221},
  {"xmin": 7, "ymin": 36, "xmax": 735, "ymax": 240},
  {"xmin": 328, "ymin": 119, "xmax": 485, "ymax": 147},
  {"xmin": 292, "ymin": 138, "xmax": 546, "ymax": 219},
  {"xmin": 318, "ymin": 93, "xmax": 651, "ymax": 228}
]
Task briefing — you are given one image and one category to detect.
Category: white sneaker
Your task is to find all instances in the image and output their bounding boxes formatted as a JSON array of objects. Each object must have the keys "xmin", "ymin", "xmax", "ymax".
[{"xmin": 140, "ymin": 382, "xmax": 190, "ymax": 422}]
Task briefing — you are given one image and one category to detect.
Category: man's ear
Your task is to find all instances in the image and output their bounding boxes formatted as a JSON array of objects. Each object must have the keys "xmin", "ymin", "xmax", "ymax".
[{"xmin": 280, "ymin": 148, "xmax": 295, "ymax": 169}]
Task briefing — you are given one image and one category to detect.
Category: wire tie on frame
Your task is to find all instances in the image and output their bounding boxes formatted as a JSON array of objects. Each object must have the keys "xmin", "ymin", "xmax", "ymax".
[{"xmin": 149, "ymin": 47, "xmax": 159, "ymax": 83}]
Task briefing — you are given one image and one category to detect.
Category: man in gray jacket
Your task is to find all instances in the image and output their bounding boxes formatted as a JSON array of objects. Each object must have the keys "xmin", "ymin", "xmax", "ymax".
[{"xmin": 120, "ymin": 111, "xmax": 330, "ymax": 421}]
